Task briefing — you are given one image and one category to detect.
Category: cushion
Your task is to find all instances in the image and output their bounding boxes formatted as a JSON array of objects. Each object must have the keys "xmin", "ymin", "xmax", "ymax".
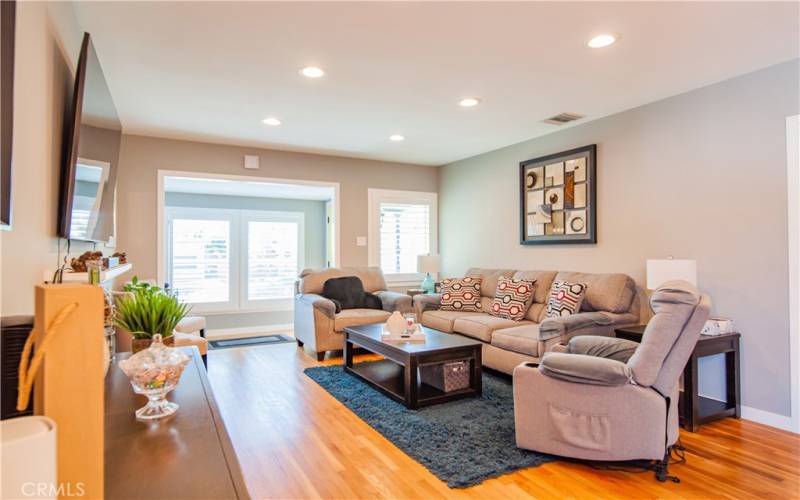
[
  {"xmin": 553, "ymin": 271, "xmax": 636, "ymax": 314},
  {"xmin": 333, "ymin": 309, "xmax": 392, "ymax": 332},
  {"xmin": 512, "ymin": 270, "xmax": 557, "ymax": 305},
  {"xmin": 453, "ymin": 314, "xmax": 529, "ymax": 343},
  {"xmin": 173, "ymin": 332, "xmax": 208, "ymax": 356},
  {"xmin": 175, "ymin": 315, "xmax": 206, "ymax": 334},
  {"xmin": 546, "ymin": 280, "xmax": 588, "ymax": 318},
  {"xmin": 464, "ymin": 268, "xmax": 516, "ymax": 298},
  {"xmin": 298, "ymin": 266, "xmax": 387, "ymax": 294},
  {"xmin": 321, "ymin": 276, "xmax": 382, "ymax": 313},
  {"xmin": 539, "ymin": 352, "xmax": 633, "ymax": 386},
  {"xmin": 421, "ymin": 310, "xmax": 483, "ymax": 333},
  {"xmin": 568, "ymin": 336, "xmax": 640, "ymax": 363},
  {"xmin": 491, "ymin": 324, "xmax": 541, "ymax": 357},
  {"xmin": 440, "ymin": 277, "xmax": 482, "ymax": 312},
  {"xmin": 488, "ymin": 277, "xmax": 536, "ymax": 321}
]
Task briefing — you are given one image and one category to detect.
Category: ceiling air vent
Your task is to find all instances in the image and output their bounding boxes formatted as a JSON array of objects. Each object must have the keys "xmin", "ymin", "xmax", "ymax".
[{"xmin": 543, "ymin": 112, "xmax": 585, "ymax": 125}]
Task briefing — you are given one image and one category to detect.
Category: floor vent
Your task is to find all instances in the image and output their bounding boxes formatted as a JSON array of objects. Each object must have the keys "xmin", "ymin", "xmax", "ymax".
[{"xmin": 543, "ymin": 112, "xmax": 585, "ymax": 125}]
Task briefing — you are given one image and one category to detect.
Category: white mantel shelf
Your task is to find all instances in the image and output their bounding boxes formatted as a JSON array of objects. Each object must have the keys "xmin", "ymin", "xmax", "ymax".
[{"xmin": 43, "ymin": 263, "xmax": 133, "ymax": 285}]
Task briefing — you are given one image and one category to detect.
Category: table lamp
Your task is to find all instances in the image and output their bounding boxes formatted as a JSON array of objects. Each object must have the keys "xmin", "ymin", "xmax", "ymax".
[
  {"xmin": 417, "ymin": 254, "xmax": 440, "ymax": 294},
  {"xmin": 646, "ymin": 258, "xmax": 697, "ymax": 290}
]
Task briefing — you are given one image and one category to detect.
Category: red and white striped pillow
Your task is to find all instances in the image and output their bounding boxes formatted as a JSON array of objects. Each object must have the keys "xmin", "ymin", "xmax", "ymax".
[
  {"xmin": 546, "ymin": 280, "xmax": 588, "ymax": 318},
  {"xmin": 439, "ymin": 277, "xmax": 482, "ymax": 312},
  {"xmin": 488, "ymin": 277, "xmax": 536, "ymax": 321}
]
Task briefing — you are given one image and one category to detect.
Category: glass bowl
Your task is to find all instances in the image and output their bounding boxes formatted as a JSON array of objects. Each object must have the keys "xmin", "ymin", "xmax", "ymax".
[{"xmin": 118, "ymin": 334, "xmax": 190, "ymax": 420}]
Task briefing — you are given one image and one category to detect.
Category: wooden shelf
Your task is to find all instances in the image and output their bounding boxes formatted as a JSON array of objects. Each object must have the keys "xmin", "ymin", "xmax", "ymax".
[{"xmin": 43, "ymin": 263, "xmax": 133, "ymax": 284}]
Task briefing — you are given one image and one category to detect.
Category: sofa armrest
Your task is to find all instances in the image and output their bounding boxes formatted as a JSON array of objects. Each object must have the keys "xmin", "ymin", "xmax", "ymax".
[
  {"xmin": 295, "ymin": 293, "xmax": 336, "ymax": 319},
  {"xmin": 374, "ymin": 290, "xmax": 412, "ymax": 313},
  {"xmin": 597, "ymin": 311, "xmax": 640, "ymax": 326},
  {"xmin": 567, "ymin": 335, "xmax": 640, "ymax": 363},
  {"xmin": 539, "ymin": 312, "xmax": 613, "ymax": 341},
  {"xmin": 539, "ymin": 352, "xmax": 633, "ymax": 386},
  {"xmin": 413, "ymin": 293, "xmax": 441, "ymax": 317}
]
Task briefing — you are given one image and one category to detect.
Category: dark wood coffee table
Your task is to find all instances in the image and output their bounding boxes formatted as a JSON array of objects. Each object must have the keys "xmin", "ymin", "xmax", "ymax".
[{"xmin": 343, "ymin": 324, "xmax": 482, "ymax": 410}]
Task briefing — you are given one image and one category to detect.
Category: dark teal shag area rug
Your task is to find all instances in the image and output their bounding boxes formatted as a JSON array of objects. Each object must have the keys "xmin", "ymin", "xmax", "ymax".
[{"xmin": 304, "ymin": 363, "xmax": 554, "ymax": 488}]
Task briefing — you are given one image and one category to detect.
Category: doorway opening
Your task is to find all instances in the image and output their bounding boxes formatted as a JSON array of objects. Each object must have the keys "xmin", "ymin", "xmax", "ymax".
[{"xmin": 156, "ymin": 170, "xmax": 339, "ymax": 339}]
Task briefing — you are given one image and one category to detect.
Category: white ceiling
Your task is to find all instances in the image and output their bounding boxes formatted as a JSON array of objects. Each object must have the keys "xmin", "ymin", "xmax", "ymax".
[
  {"xmin": 72, "ymin": 2, "xmax": 799, "ymax": 166},
  {"xmin": 164, "ymin": 176, "xmax": 334, "ymax": 201}
]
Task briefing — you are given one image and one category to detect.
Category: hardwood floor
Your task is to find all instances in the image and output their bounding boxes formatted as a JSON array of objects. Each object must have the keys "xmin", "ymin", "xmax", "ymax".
[{"xmin": 207, "ymin": 342, "xmax": 800, "ymax": 499}]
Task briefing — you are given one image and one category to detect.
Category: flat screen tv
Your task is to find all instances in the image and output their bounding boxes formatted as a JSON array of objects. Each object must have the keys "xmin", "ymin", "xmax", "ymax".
[
  {"xmin": 58, "ymin": 32, "xmax": 121, "ymax": 242},
  {"xmin": 1, "ymin": 0, "xmax": 16, "ymax": 228}
]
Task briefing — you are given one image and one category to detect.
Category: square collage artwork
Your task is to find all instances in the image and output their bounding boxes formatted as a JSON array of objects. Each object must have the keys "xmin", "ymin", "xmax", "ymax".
[{"xmin": 524, "ymin": 156, "xmax": 588, "ymax": 237}]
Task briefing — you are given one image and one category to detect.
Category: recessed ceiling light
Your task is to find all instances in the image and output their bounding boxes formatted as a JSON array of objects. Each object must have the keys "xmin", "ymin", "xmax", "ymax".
[
  {"xmin": 262, "ymin": 117, "xmax": 281, "ymax": 126},
  {"xmin": 300, "ymin": 66, "xmax": 325, "ymax": 78},
  {"xmin": 587, "ymin": 34, "xmax": 616, "ymax": 48},
  {"xmin": 459, "ymin": 97, "xmax": 481, "ymax": 108},
  {"xmin": 389, "ymin": 134, "xmax": 405, "ymax": 142}
]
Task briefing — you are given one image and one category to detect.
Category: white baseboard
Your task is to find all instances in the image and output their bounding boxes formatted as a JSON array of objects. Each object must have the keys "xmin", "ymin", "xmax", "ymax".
[
  {"xmin": 206, "ymin": 323, "xmax": 294, "ymax": 340},
  {"xmin": 741, "ymin": 406, "xmax": 798, "ymax": 433}
]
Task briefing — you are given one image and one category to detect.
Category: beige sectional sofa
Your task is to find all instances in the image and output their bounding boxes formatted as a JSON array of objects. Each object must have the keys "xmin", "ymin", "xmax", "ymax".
[{"xmin": 413, "ymin": 268, "xmax": 641, "ymax": 374}]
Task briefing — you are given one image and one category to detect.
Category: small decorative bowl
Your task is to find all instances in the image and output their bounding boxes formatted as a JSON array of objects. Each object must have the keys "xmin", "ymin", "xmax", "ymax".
[{"xmin": 118, "ymin": 334, "xmax": 190, "ymax": 420}]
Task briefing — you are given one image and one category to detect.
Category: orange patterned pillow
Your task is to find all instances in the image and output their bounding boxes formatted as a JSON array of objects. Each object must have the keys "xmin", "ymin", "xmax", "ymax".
[
  {"xmin": 489, "ymin": 277, "xmax": 536, "ymax": 320},
  {"xmin": 440, "ymin": 277, "xmax": 482, "ymax": 312}
]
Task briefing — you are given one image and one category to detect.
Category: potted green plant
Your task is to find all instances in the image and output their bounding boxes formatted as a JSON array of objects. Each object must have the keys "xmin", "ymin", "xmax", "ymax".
[{"xmin": 115, "ymin": 278, "xmax": 190, "ymax": 352}]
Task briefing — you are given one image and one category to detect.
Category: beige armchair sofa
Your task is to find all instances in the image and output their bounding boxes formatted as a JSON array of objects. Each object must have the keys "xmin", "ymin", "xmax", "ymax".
[
  {"xmin": 513, "ymin": 281, "xmax": 710, "ymax": 481},
  {"xmin": 412, "ymin": 268, "xmax": 641, "ymax": 374},
  {"xmin": 293, "ymin": 267, "xmax": 413, "ymax": 361}
]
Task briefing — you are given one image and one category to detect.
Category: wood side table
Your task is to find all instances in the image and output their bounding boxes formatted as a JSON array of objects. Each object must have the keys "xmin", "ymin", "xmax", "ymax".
[{"xmin": 615, "ymin": 325, "xmax": 741, "ymax": 432}]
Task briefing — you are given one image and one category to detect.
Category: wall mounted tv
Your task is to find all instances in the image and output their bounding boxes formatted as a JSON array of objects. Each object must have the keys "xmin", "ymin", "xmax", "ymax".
[
  {"xmin": 58, "ymin": 32, "xmax": 121, "ymax": 243},
  {"xmin": 1, "ymin": 0, "xmax": 16, "ymax": 229}
]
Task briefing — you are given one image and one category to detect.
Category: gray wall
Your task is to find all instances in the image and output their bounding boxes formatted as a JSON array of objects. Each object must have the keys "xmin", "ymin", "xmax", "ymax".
[
  {"xmin": 439, "ymin": 59, "xmax": 799, "ymax": 417},
  {"xmin": 0, "ymin": 2, "xmax": 110, "ymax": 315},
  {"xmin": 116, "ymin": 134, "xmax": 439, "ymax": 282},
  {"xmin": 165, "ymin": 192, "xmax": 327, "ymax": 330}
]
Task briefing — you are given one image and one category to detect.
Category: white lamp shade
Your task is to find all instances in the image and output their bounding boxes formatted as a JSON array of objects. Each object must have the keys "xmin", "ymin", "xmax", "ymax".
[
  {"xmin": 646, "ymin": 259, "xmax": 697, "ymax": 289},
  {"xmin": 417, "ymin": 254, "xmax": 441, "ymax": 274}
]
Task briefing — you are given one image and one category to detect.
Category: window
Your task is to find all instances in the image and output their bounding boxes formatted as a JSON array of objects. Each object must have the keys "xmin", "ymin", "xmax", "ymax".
[
  {"xmin": 166, "ymin": 207, "xmax": 304, "ymax": 313},
  {"xmin": 243, "ymin": 212, "xmax": 304, "ymax": 310},
  {"xmin": 368, "ymin": 189, "xmax": 437, "ymax": 283},
  {"xmin": 171, "ymin": 218, "xmax": 231, "ymax": 304}
]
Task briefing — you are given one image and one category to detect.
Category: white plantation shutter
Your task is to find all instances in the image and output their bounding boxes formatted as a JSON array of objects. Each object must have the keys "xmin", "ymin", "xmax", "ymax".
[
  {"xmin": 166, "ymin": 207, "xmax": 303, "ymax": 312},
  {"xmin": 247, "ymin": 220, "xmax": 300, "ymax": 300},
  {"xmin": 170, "ymin": 218, "xmax": 231, "ymax": 304},
  {"xmin": 379, "ymin": 203, "xmax": 430, "ymax": 274},
  {"xmin": 368, "ymin": 189, "xmax": 438, "ymax": 281}
]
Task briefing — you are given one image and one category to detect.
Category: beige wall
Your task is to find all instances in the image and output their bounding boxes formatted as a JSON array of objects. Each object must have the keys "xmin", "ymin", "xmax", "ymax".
[
  {"xmin": 0, "ymin": 2, "xmax": 101, "ymax": 316},
  {"xmin": 439, "ymin": 59, "xmax": 800, "ymax": 417},
  {"xmin": 115, "ymin": 134, "xmax": 439, "ymax": 282}
]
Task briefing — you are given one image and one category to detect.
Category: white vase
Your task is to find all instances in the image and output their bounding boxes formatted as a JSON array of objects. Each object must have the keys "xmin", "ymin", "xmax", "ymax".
[{"xmin": 386, "ymin": 311, "xmax": 406, "ymax": 335}]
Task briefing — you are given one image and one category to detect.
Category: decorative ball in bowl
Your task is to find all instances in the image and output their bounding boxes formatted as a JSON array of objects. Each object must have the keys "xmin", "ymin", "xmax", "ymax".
[{"xmin": 118, "ymin": 334, "xmax": 190, "ymax": 420}]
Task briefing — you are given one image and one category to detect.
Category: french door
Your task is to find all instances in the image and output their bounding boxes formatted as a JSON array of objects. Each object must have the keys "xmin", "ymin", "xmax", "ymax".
[{"xmin": 165, "ymin": 207, "xmax": 304, "ymax": 313}]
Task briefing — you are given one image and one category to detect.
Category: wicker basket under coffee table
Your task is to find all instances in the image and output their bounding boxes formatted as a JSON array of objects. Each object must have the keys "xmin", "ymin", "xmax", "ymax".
[{"xmin": 343, "ymin": 323, "xmax": 482, "ymax": 410}]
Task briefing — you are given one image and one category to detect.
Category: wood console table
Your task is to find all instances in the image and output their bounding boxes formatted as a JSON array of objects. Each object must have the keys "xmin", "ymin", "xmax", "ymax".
[
  {"xmin": 615, "ymin": 325, "xmax": 741, "ymax": 432},
  {"xmin": 105, "ymin": 347, "xmax": 249, "ymax": 499}
]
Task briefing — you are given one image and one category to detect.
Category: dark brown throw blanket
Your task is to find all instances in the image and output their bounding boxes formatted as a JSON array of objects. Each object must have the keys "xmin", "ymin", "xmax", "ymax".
[{"xmin": 321, "ymin": 276, "xmax": 383, "ymax": 313}]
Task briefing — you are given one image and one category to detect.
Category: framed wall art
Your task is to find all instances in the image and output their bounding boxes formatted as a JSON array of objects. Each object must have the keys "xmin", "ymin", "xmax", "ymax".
[{"xmin": 519, "ymin": 144, "xmax": 596, "ymax": 245}]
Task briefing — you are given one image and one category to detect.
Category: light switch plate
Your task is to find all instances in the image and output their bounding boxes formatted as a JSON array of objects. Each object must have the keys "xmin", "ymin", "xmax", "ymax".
[
  {"xmin": 244, "ymin": 155, "xmax": 259, "ymax": 169},
  {"xmin": 356, "ymin": 236, "xmax": 367, "ymax": 247}
]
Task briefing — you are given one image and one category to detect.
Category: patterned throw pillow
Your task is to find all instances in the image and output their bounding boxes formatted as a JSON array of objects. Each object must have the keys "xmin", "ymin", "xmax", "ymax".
[
  {"xmin": 440, "ymin": 277, "xmax": 482, "ymax": 312},
  {"xmin": 489, "ymin": 277, "xmax": 537, "ymax": 321},
  {"xmin": 546, "ymin": 280, "xmax": 588, "ymax": 318}
]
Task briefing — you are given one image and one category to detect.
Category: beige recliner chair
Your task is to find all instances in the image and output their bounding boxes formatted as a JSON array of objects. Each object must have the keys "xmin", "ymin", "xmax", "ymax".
[
  {"xmin": 513, "ymin": 281, "xmax": 710, "ymax": 481},
  {"xmin": 293, "ymin": 267, "xmax": 412, "ymax": 361}
]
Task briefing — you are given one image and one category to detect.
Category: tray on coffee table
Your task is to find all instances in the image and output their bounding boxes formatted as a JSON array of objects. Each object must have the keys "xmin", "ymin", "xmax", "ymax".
[{"xmin": 343, "ymin": 323, "xmax": 482, "ymax": 409}]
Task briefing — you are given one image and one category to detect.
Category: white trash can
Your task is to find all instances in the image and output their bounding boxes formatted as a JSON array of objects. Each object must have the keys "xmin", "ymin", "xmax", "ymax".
[{"xmin": 1, "ymin": 416, "xmax": 57, "ymax": 500}]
